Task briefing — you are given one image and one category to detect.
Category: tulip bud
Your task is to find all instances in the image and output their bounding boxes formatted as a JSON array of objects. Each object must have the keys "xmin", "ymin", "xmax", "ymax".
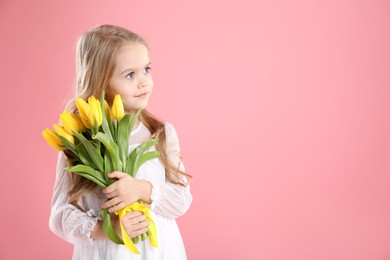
[
  {"xmin": 42, "ymin": 128, "xmax": 64, "ymax": 151},
  {"xmin": 112, "ymin": 95, "xmax": 124, "ymax": 120},
  {"xmin": 53, "ymin": 124, "xmax": 74, "ymax": 144},
  {"xmin": 76, "ymin": 98, "xmax": 91, "ymax": 129},
  {"xmin": 88, "ymin": 96, "xmax": 103, "ymax": 127},
  {"xmin": 70, "ymin": 113, "xmax": 86, "ymax": 132},
  {"xmin": 104, "ymin": 100, "xmax": 112, "ymax": 120},
  {"xmin": 95, "ymin": 99, "xmax": 103, "ymax": 127},
  {"xmin": 60, "ymin": 110, "xmax": 81, "ymax": 135}
]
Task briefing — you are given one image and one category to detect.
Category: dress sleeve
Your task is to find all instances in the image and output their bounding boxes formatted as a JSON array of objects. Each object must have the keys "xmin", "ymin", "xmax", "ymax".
[
  {"xmin": 148, "ymin": 122, "xmax": 193, "ymax": 219},
  {"xmin": 48, "ymin": 151, "xmax": 99, "ymax": 245}
]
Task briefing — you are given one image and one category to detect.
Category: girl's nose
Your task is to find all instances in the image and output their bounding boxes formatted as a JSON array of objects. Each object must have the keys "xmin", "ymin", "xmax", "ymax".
[{"xmin": 138, "ymin": 75, "xmax": 149, "ymax": 88}]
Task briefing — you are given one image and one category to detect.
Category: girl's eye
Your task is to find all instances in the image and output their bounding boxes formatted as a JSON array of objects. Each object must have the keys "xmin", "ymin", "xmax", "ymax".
[
  {"xmin": 144, "ymin": 66, "xmax": 152, "ymax": 74},
  {"xmin": 125, "ymin": 72, "xmax": 135, "ymax": 79}
]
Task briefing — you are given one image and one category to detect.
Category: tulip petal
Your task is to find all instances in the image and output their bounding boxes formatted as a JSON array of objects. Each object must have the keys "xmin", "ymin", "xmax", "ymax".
[
  {"xmin": 42, "ymin": 128, "xmax": 64, "ymax": 151},
  {"xmin": 93, "ymin": 98, "xmax": 102, "ymax": 127},
  {"xmin": 60, "ymin": 110, "xmax": 80, "ymax": 135},
  {"xmin": 76, "ymin": 98, "xmax": 91, "ymax": 129},
  {"xmin": 112, "ymin": 95, "xmax": 124, "ymax": 120},
  {"xmin": 53, "ymin": 124, "xmax": 74, "ymax": 144},
  {"xmin": 87, "ymin": 96, "xmax": 102, "ymax": 128},
  {"xmin": 104, "ymin": 100, "xmax": 111, "ymax": 119},
  {"xmin": 100, "ymin": 92, "xmax": 114, "ymax": 142},
  {"xmin": 71, "ymin": 113, "xmax": 86, "ymax": 132}
]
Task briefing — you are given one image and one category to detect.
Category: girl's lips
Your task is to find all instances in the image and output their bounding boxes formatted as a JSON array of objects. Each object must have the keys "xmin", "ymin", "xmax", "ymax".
[{"xmin": 136, "ymin": 92, "xmax": 148, "ymax": 97}]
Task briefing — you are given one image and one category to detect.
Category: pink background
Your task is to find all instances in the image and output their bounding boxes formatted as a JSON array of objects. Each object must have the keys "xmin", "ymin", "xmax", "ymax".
[{"xmin": 1, "ymin": 0, "xmax": 390, "ymax": 259}]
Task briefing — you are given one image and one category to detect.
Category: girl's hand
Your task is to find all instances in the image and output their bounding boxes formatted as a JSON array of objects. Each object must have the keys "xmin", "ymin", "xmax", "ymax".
[
  {"xmin": 101, "ymin": 171, "xmax": 152, "ymax": 213},
  {"xmin": 121, "ymin": 211, "xmax": 150, "ymax": 239}
]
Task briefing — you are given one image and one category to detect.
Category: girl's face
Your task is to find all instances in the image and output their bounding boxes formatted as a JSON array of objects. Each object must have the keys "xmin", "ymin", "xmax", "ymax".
[{"xmin": 107, "ymin": 43, "xmax": 153, "ymax": 114}]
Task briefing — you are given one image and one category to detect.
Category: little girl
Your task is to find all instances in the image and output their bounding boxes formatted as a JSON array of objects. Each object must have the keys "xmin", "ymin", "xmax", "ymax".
[{"xmin": 49, "ymin": 24, "xmax": 193, "ymax": 259}]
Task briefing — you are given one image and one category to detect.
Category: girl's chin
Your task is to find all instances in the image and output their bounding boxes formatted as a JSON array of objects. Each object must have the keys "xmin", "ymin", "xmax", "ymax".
[{"xmin": 125, "ymin": 104, "xmax": 148, "ymax": 113}]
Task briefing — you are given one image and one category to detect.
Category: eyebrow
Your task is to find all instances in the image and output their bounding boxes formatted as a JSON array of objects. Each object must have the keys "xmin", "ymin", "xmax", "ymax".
[{"xmin": 120, "ymin": 61, "xmax": 151, "ymax": 74}]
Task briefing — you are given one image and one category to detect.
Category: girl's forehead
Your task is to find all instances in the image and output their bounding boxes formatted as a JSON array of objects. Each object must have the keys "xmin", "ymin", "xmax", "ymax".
[{"xmin": 115, "ymin": 43, "xmax": 150, "ymax": 71}]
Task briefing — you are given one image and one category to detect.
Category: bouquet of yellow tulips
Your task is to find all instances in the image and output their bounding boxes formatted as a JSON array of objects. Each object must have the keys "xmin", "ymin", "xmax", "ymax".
[{"xmin": 42, "ymin": 91, "xmax": 159, "ymax": 254}]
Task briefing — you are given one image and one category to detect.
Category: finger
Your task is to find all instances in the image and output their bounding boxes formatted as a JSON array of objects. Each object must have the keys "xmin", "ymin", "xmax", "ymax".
[
  {"xmin": 104, "ymin": 190, "xmax": 118, "ymax": 199},
  {"xmin": 122, "ymin": 212, "xmax": 145, "ymax": 225},
  {"xmin": 131, "ymin": 227, "xmax": 149, "ymax": 238},
  {"xmin": 109, "ymin": 202, "xmax": 126, "ymax": 213},
  {"xmin": 102, "ymin": 181, "xmax": 118, "ymax": 194},
  {"xmin": 136, "ymin": 221, "xmax": 150, "ymax": 229},
  {"xmin": 107, "ymin": 171, "xmax": 127, "ymax": 179},
  {"xmin": 128, "ymin": 214, "xmax": 147, "ymax": 225},
  {"xmin": 123, "ymin": 211, "xmax": 143, "ymax": 221},
  {"xmin": 121, "ymin": 212, "xmax": 140, "ymax": 226},
  {"xmin": 101, "ymin": 197, "xmax": 121, "ymax": 209}
]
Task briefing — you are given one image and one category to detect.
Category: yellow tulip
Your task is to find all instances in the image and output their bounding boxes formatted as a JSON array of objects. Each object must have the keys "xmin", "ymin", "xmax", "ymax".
[
  {"xmin": 60, "ymin": 110, "xmax": 82, "ymax": 135},
  {"xmin": 70, "ymin": 113, "xmax": 86, "ymax": 132},
  {"xmin": 53, "ymin": 124, "xmax": 74, "ymax": 144},
  {"xmin": 42, "ymin": 128, "xmax": 64, "ymax": 151},
  {"xmin": 104, "ymin": 100, "xmax": 112, "ymax": 120},
  {"xmin": 76, "ymin": 98, "xmax": 91, "ymax": 129},
  {"xmin": 88, "ymin": 96, "xmax": 102, "ymax": 127},
  {"xmin": 112, "ymin": 95, "xmax": 124, "ymax": 120}
]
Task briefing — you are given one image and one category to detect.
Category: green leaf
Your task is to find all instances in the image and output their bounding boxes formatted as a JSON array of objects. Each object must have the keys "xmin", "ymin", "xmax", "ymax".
[
  {"xmin": 125, "ymin": 139, "xmax": 159, "ymax": 177},
  {"xmin": 128, "ymin": 108, "xmax": 142, "ymax": 143},
  {"xmin": 134, "ymin": 151, "xmax": 160, "ymax": 174},
  {"xmin": 76, "ymin": 143, "xmax": 93, "ymax": 168},
  {"xmin": 109, "ymin": 117, "xmax": 115, "ymax": 143},
  {"xmin": 104, "ymin": 152, "xmax": 115, "ymax": 186},
  {"xmin": 113, "ymin": 120, "xmax": 118, "ymax": 144},
  {"xmin": 66, "ymin": 157, "xmax": 79, "ymax": 163},
  {"xmin": 117, "ymin": 114, "xmax": 131, "ymax": 171},
  {"xmin": 55, "ymin": 133, "xmax": 77, "ymax": 155},
  {"xmin": 92, "ymin": 132, "xmax": 122, "ymax": 171},
  {"xmin": 63, "ymin": 149, "xmax": 80, "ymax": 163},
  {"xmin": 100, "ymin": 209, "xmax": 124, "ymax": 245},
  {"xmin": 72, "ymin": 130, "xmax": 104, "ymax": 172},
  {"xmin": 125, "ymin": 145, "xmax": 144, "ymax": 177},
  {"xmin": 65, "ymin": 164, "xmax": 107, "ymax": 188},
  {"xmin": 94, "ymin": 117, "xmax": 98, "ymax": 136}
]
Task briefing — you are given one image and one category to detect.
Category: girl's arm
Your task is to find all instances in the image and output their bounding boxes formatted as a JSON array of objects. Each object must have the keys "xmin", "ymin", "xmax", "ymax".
[
  {"xmin": 147, "ymin": 122, "xmax": 193, "ymax": 219},
  {"xmin": 101, "ymin": 122, "xmax": 193, "ymax": 219},
  {"xmin": 49, "ymin": 152, "xmax": 105, "ymax": 245}
]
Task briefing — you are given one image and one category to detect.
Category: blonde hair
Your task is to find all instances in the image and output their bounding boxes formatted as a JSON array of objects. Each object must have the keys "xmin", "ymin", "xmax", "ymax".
[{"xmin": 64, "ymin": 24, "xmax": 191, "ymax": 206}]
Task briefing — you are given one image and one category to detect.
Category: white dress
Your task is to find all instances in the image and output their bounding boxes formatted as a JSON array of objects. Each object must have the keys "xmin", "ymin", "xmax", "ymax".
[{"xmin": 49, "ymin": 121, "xmax": 193, "ymax": 260}]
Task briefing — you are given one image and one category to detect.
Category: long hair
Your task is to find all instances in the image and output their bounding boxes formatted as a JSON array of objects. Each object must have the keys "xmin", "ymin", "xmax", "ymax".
[{"xmin": 63, "ymin": 24, "xmax": 191, "ymax": 207}]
